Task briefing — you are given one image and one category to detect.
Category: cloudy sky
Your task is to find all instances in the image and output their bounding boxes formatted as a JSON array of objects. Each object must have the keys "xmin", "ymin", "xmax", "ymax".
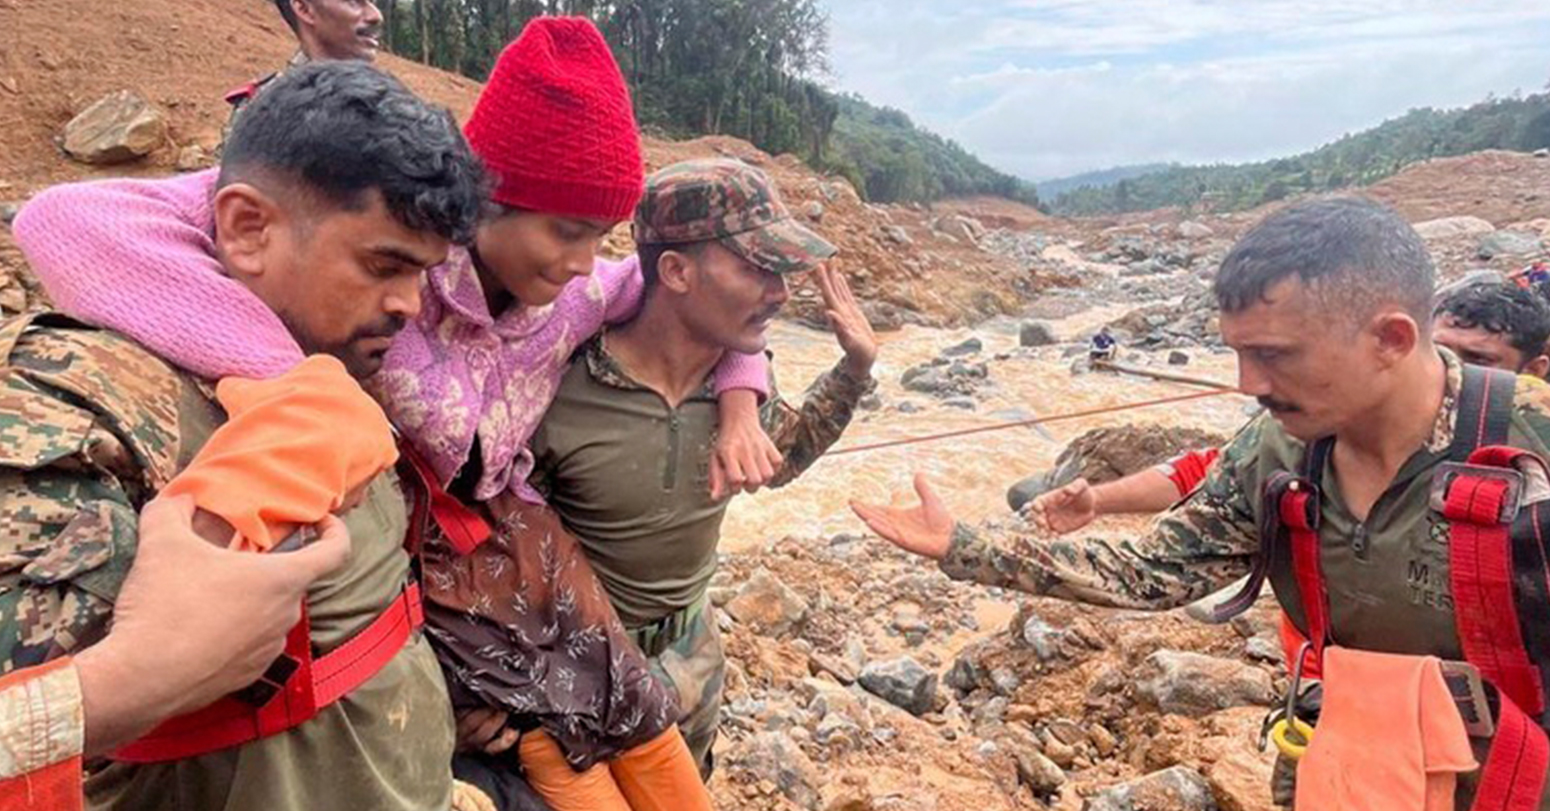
[{"xmin": 825, "ymin": 1, "xmax": 1550, "ymax": 181}]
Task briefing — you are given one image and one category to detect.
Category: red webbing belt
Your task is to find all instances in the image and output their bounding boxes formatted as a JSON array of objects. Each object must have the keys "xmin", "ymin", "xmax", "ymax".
[
  {"xmin": 112, "ymin": 582, "xmax": 424, "ymax": 762},
  {"xmin": 1442, "ymin": 446, "xmax": 1548, "ymax": 811},
  {"xmin": 1283, "ymin": 485, "xmax": 1328, "ymax": 662},
  {"xmin": 399, "ymin": 442, "xmax": 491, "ymax": 556}
]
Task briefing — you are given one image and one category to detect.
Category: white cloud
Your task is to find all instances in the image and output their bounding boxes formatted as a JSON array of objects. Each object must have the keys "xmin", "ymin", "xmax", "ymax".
[{"xmin": 825, "ymin": 0, "xmax": 1550, "ymax": 180}]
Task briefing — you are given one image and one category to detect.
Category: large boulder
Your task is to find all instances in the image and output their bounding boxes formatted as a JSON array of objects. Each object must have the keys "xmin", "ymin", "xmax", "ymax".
[
  {"xmin": 1136, "ymin": 651, "xmax": 1275, "ymax": 716},
  {"xmin": 858, "ymin": 656, "xmax": 938, "ymax": 716},
  {"xmin": 1413, "ymin": 215, "xmax": 1496, "ymax": 240},
  {"xmin": 1084, "ymin": 766, "xmax": 1218, "ymax": 811},
  {"xmin": 1478, "ymin": 230, "xmax": 1545, "ymax": 260},
  {"xmin": 1007, "ymin": 424, "xmax": 1228, "ymax": 511},
  {"xmin": 63, "ymin": 90, "xmax": 167, "ymax": 165},
  {"xmin": 1176, "ymin": 221, "xmax": 1215, "ymax": 240},
  {"xmin": 1020, "ymin": 320, "xmax": 1059, "ymax": 347},
  {"xmin": 725, "ymin": 567, "xmax": 810, "ymax": 637},
  {"xmin": 724, "ymin": 732, "xmax": 823, "ymax": 810}
]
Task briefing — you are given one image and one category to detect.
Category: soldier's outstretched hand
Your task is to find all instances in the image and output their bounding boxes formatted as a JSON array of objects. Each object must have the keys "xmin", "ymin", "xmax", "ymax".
[
  {"xmin": 1028, "ymin": 478, "xmax": 1099, "ymax": 534},
  {"xmin": 850, "ymin": 472, "xmax": 955, "ymax": 560},
  {"xmin": 816, "ymin": 260, "xmax": 877, "ymax": 379}
]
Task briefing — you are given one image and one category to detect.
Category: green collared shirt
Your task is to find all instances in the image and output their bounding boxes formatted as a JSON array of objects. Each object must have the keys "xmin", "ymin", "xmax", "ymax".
[{"xmin": 530, "ymin": 336, "xmax": 871, "ymax": 627}]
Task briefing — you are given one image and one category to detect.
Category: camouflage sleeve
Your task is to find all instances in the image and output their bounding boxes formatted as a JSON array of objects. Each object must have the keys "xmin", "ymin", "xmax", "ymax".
[
  {"xmin": 0, "ymin": 319, "xmax": 177, "ymax": 674},
  {"xmin": 762, "ymin": 363, "xmax": 874, "ymax": 488},
  {"xmin": 939, "ymin": 429, "xmax": 1262, "ymax": 610}
]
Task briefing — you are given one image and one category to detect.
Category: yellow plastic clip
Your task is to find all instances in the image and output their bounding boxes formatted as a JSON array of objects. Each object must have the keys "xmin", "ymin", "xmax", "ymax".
[{"xmin": 1270, "ymin": 717, "xmax": 1314, "ymax": 760}]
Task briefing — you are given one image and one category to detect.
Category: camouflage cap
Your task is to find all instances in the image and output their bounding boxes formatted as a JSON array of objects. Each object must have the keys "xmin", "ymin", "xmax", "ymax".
[{"xmin": 634, "ymin": 158, "xmax": 837, "ymax": 275}]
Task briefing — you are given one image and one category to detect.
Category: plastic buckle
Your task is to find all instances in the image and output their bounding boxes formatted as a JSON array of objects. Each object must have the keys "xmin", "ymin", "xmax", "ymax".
[
  {"xmin": 230, "ymin": 653, "xmax": 301, "ymax": 708},
  {"xmin": 1430, "ymin": 462, "xmax": 1524, "ymax": 523},
  {"xmin": 1440, "ymin": 660, "xmax": 1496, "ymax": 738}
]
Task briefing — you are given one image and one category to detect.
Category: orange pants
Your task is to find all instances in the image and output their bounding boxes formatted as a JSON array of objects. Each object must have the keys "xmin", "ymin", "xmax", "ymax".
[{"xmin": 518, "ymin": 727, "xmax": 713, "ymax": 811}]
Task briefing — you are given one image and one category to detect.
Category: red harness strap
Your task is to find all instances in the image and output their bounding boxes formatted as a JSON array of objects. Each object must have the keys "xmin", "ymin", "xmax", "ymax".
[
  {"xmin": 112, "ymin": 582, "xmax": 424, "ymax": 762},
  {"xmin": 1444, "ymin": 446, "xmax": 1544, "ymax": 716},
  {"xmin": 398, "ymin": 441, "xmax": 491, "ymax": 556},
  {"xmin": 1282, "ymin": 482, "xmax": 1329, "ymax": 662},
  {"xmin": 1440, "ymin": 446, "xmax": 1550, "ymax": 811}
]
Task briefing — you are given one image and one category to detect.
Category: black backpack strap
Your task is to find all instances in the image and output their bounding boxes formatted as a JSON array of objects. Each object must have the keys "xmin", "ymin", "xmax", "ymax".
[
  {"xmin": 1453, "ymin": 364, "xmax": 1517, "ymax": 458},
  {"xmin": 1206, "ymin": 438, "xmax": 1332, "ymax": 623}
]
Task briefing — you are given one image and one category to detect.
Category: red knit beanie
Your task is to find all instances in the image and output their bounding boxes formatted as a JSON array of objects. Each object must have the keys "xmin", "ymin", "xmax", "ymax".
[{"xmin": 464, "ymin": 17, "xmax": 644, "ymax": 221}]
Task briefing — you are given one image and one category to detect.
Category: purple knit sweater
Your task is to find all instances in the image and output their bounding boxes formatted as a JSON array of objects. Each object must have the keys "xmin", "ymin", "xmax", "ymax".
[{"xmin": 14, "ymin": 169, "xmax": 768, "ymax": 503}]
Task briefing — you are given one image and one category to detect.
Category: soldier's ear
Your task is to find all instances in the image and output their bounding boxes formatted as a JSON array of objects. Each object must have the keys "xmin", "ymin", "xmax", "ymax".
[
  {"xmin": 657, "ymin": 249, "xmax": 695, "ymax": 295},
  {"xmin": 213, "ymin": 183, "xmax": 282, "ymax": 282},
  {"xmin": 290, "ymin": 0, "xmax": 318, "ymax": 26},
  {"xmin": 1527, "ymin": 354, "xmax": 1550, "ymax": 380}
]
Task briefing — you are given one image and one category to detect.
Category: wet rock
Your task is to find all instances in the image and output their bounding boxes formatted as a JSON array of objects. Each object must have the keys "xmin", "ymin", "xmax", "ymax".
[
  {"xmin": 934, "ymin": 214, "xmax": 986, "ymax": 243},
  {"xmin": 1536, "ymin": 148, "xmax": 1550, "ymax": 159},
  {"xmin": 815, "ymin": 714, "xmax": 862, "ymax": 749},
  {"xmin": 1084, "ymin": 766, "xmax": 1218, "ymax": 811},
  {"xmin": 1020, "ymin": 320, "xmax": 1058, "ymax": 347},
  {"xmin": 0, "ymin": 202, "xmax": 18, "ymax": 226},
  {"xmin": 1015, "ymin": 750, "xmax": 1066, "ymax": 798},
  {"xmin": 63, "ymin": 90, "xmax": 167, "ymax": 165},
  {"xmin": 1006, "ymin": 424, "xmax": 1228, "ymax": 511},
  {"xmin": 942, "ymin": 337, "xmax": 983, "ymax": 357},
  {"xmin": 1137, "ymin": 651, "xmax": 1275, "ymax": 716},
  {"xmin": 942, "ymin": 397, "xmax": 977, "ymax": 411},
  {"xmin": 1123, "ymin": 258, "xmax": 1165, "ymax": 277},
  {"xmin": 1177, "ymin": 221, "xmax": 1215, "ymax": 240},
  {"xmin": 726, "ymin": 732, "xmax": 823, "ymax": 810},
  {"xmin": 990, "ymin": 668, "xmax": 1022, "ymax": 697},
  {"xmin": 810, "ymin": 651, "xmax": 860, "ymax": 685},
  {"xmin": 1168, "ymin": 351, "xmax": 1191, "ymax": 366},
  {"xmin": 1414, "ymin": 215, "xmax": 1495, "ymax": 240},
  {"xmin": 859, "ymin": 656, "xmax": 938, "ymax": 716},
  {"xmin": 803, "ymin": 201, "xmax": 825, "ymax": 222},
  {"xmin": 861, "ymin": 300, "xmax": 906, "ymax": 331},
  {"xmin": 946, "ymin": 645, "xmax": 988, "ymax": 693},
  {"xmin": 1478, "ymin": 230, "xmax": 1544, "ymax": 259},
  {"xmin": 896, "ymin": 400, "xmax": 924, "ymax": 414},
  {"xmin": 902, "ymin": 366, "xmax": 952, "ymax": 395},
  {"xmin": 859, "ymin": 393, "xmax": 883, "ymax": 411},
  {"xmin": 1244, "ymin": 635, "xmax": 1284, "ymax": 665},
  {"xmin": 726, "ymin": 567, "xmax": 810, "ymax": 637},
  {"xmin": 1089, "ymin": 724, "xmax": 1117, "ymax": 757},
  {"xmin": 1020, "ymin": 613, "xmax": 1066, "ymax": 662},
  {"xmin": 175, "ymin": 144, "xmax": 209, "ymax": 171}
]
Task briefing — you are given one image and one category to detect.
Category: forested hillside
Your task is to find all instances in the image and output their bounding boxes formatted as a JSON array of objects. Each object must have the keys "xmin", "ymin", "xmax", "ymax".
[
  {"xmin": 1048, "ymin": 92, "xmax": 1550, "ymax": 216},
  {"xmin": 377, "ymin": 0, "xmax": 1038, "ymax": 206}
]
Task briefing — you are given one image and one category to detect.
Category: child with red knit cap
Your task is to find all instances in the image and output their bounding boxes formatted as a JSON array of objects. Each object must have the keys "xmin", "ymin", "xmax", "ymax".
[{"xmin": 15, "ymin": 17, "xmax": 753, "ymax": 811}]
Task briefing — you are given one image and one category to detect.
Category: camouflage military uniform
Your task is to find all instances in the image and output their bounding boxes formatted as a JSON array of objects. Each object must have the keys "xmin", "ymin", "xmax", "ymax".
[
  {"xmin": 942, "ymin": 349, "xmax": 1550, "ymax": 808},
  {"xmin": 522, "ymin": 156, "xmax": 862, "ymax": 775},
  {"xmin": 0, "ymin": 313, "xmax": 456, "ymax": 811},
  {"xmin": 531, "ymin": 336, "xmax": 871, "ymax": 774}
]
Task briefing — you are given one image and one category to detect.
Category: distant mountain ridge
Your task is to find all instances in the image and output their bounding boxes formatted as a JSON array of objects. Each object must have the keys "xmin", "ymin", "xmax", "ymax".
[
  {"xmin": 1035, "ymin": 163, "xmax": 1174, "ymax": 199},
  {"xmin": 1046, "ymin": 91, "xmax": 1550, "ymax": 216}
]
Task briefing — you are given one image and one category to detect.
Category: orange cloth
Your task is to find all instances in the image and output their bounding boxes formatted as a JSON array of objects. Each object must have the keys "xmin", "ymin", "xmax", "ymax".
[
  {"xmin": 161, "ymin": 356, "xmax": 399, "ymax": 551},
  {"xmin": 1295, "ymin": 647, "xmax": 1477, "ymax": 811},
  {"xmin": 518, "ymin": 727, "xmax": 713, "ymax": 811},
  {"xmin": 0, "ymin": 657, "xmax": 83, "ymax": 811}
]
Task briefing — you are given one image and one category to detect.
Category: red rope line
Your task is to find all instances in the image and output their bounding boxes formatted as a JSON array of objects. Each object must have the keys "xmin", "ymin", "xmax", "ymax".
[{"xmin": 828, "ymin": 387, "xmax": 1241, "ymax": 456}]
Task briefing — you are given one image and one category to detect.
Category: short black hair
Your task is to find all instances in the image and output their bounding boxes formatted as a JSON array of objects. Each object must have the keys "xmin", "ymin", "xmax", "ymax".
[
  {"xmin": 1437, "ymin": 281, "xmax": 1550, "ymax": 358},
  {"xmin": 220, "ymin": 61, "xmax": 485, "ymax": 245},
  {"xmin": 272, "ymin": 0, "xmax": 300, "ymax": 33},
  {"xmin": 637, "ymin": 241, "xmax": 709, "ymax": 294},
  {"xmin": 1214, "ymin": 197, "xmax": 1434, "ymax": 324}
]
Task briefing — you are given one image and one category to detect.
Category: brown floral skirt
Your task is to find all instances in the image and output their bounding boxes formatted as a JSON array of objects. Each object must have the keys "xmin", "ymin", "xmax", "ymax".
[{"xmin": 420, "ymin": 493, "xmax": 678, "ymax": 770}]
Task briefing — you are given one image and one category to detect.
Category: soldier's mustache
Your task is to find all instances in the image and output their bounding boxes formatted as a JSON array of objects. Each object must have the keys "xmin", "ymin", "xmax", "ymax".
[{"xmin": 1257, "ymin": 396, "xmax": 1300, "ymax": 414}]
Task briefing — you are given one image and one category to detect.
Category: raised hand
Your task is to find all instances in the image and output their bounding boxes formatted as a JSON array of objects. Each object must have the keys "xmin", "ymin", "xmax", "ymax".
[
  {"xmin": 849, "ymin": 473, "xmax": 956, "ymax": 560},
  {"xmin": 816, "ymin": 260, "xmax": 877, "ymax": 378}
]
